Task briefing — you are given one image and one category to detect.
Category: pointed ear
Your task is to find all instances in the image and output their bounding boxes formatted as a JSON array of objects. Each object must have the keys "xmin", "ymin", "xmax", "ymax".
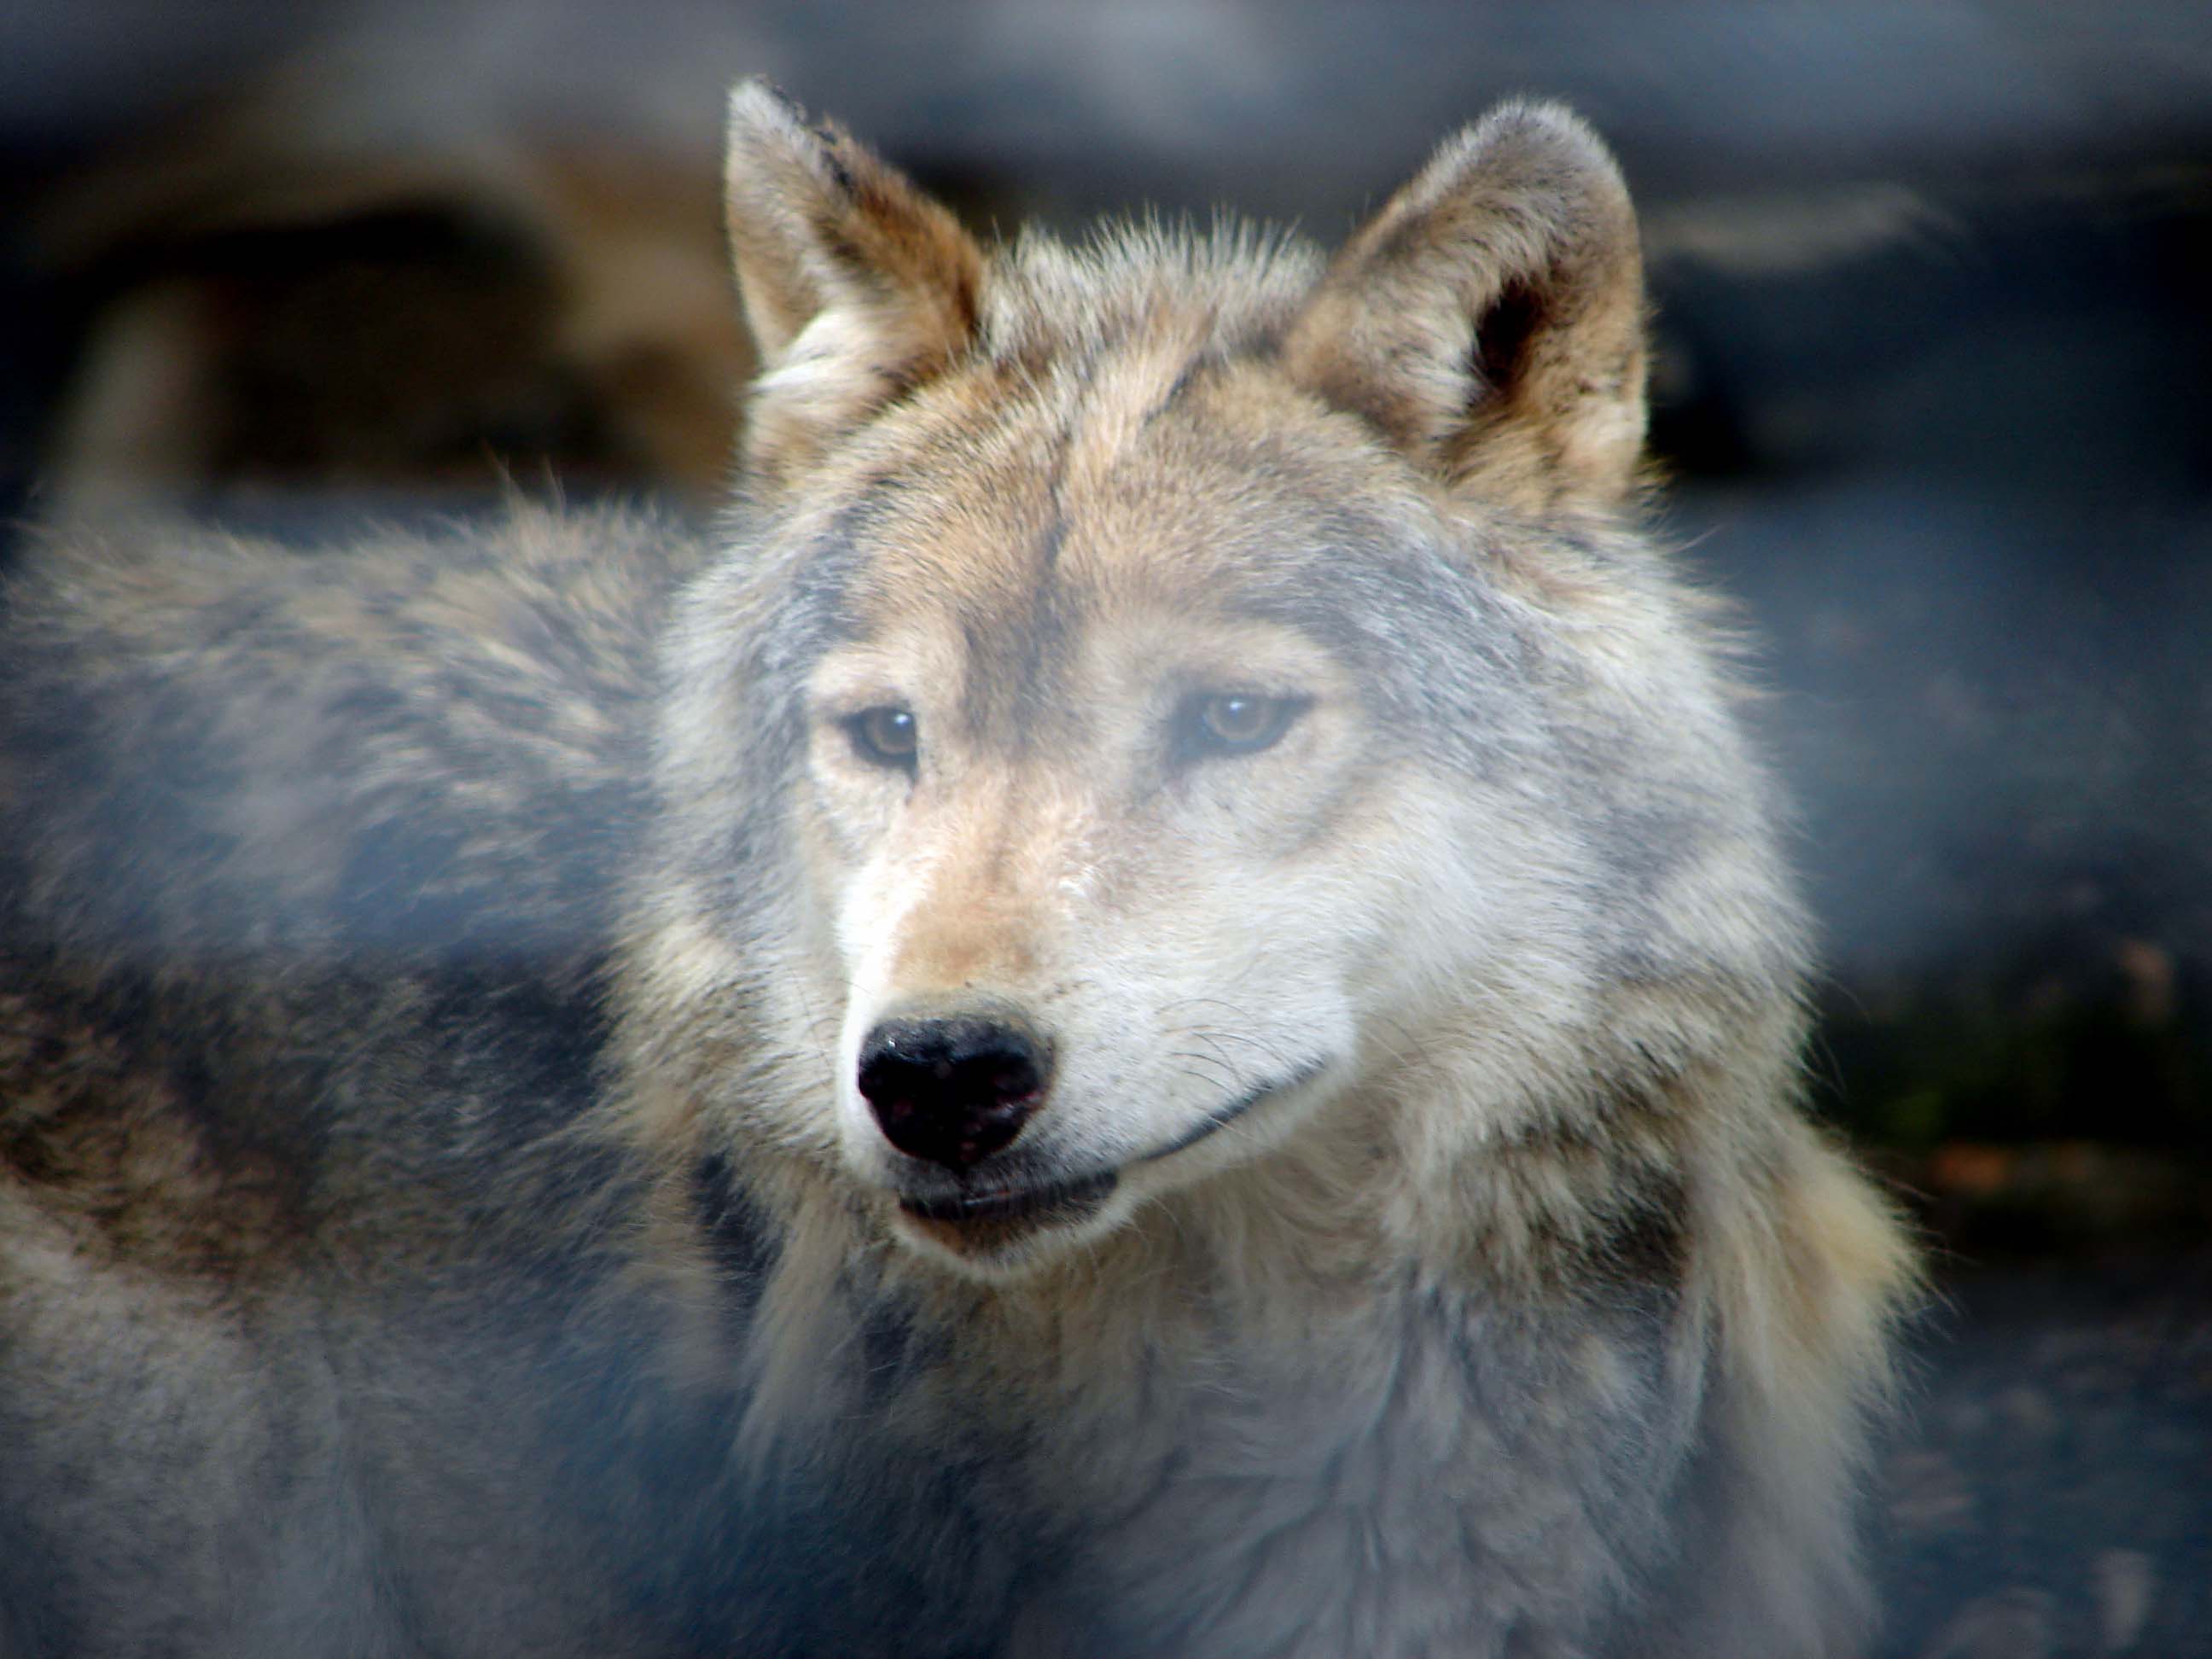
[
  {"xmin": 723, "ymin": 81, "xmax": 986, "ymax": 486},
  {"xmin": 1282, "ymin": 102, "xmax": 1648, "ymax": 513}
]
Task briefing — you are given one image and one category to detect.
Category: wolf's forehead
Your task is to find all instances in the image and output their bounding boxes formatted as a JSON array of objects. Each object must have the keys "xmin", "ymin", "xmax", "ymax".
[
  {"xmin": 782, "ymin": 314, "xmax": 1534, "ymax": 739},
  {"xmin": 828, "ymin": 360, "xmax": 1387, "ymax": 633},
  {"xmin": 829, "ymin": 476, "xmax": 1301, "ymax": 673}
]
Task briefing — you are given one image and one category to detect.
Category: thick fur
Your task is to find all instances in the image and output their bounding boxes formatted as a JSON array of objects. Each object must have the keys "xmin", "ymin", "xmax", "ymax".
[{"xmin": 0, "ymin": 84, "xmax": 1917, "ymax": 1658}]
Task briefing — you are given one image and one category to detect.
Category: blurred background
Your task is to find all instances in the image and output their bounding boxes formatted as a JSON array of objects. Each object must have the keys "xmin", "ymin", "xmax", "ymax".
[{"xmin": 2, "ymin": 3, "xmax": 2207, "ymax": 1652}]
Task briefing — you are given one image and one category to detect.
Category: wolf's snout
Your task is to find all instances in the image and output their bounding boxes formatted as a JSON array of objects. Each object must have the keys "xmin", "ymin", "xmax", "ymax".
[{"xmin": 856, "ymin": 1015, "xmax": 1051, "ymax": 1169}]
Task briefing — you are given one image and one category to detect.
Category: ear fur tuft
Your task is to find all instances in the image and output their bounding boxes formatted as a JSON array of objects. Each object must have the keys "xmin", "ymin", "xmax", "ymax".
[
  {"xmin": 1283, "ymin": 100, "xmax": 1649, "ymax": 513},
  {"xmin": 722, "ymin": 79, "xmax": 986, "ymax": 486}
]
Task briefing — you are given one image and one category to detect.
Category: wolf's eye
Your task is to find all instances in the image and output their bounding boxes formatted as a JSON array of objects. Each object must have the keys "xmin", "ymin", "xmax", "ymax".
[
  {"xmin": 845, "ymin": 705, "xmax": 918, "ymax": 771},
  {"xmin": 1179, "ymin": 692, "xmax": 1307, "ymax": 760}
]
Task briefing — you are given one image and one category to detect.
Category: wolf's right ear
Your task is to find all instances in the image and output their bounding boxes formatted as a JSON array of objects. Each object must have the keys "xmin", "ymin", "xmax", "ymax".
[
  {"xmin": 1283, "ymin": 102, "xmax": 1647, "ymax": 515},
  {"xmin": 724, "ymin": 82, "xmax": 985, "ymax": 488}
]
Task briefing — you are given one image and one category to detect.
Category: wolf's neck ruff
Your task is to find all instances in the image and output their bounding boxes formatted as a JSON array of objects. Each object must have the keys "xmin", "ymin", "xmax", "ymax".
[{"xmin": 0, "ymin": 79, "xmax": 1916, "ymax": 1659}]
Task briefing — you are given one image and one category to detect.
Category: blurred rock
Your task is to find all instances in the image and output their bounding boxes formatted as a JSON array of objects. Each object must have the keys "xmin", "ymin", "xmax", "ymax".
[{"xmin": 32, "ymin": 78, "xmax": 753, "ymax": 506}]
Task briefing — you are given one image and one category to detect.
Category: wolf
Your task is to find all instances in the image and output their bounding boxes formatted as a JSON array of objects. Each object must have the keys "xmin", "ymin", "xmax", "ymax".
[{"xmin": 0, "ymin": 83, "xmax": 1917, "ymax": 1657}]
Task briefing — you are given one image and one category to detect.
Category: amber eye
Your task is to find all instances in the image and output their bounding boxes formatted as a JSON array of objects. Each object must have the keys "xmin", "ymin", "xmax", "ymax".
[
  {"xmin": 845, "ymin": 705, "xmax": 918, "ymax": 771},
  {"xmin": 1179, "ymin": 691, "xmax": 1307, "ymax": 760}
]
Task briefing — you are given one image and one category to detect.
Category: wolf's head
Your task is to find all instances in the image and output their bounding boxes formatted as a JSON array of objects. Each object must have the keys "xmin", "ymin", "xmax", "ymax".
[{"xmin": 627, "ymin": 84, "xmax": 1801, "ymax": 1281}]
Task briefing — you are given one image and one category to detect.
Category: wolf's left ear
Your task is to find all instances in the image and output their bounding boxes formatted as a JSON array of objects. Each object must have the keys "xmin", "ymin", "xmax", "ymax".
[
  {"xmin": 1283, "ymin": 102, "xmax": 1647, "ymax": 513},
  {"xmin": 724, "ymin": 81, "xmax": 985, "ymax": 487}
]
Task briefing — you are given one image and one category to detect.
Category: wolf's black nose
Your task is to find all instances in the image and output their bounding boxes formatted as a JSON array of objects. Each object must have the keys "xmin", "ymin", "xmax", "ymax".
[{"xmin": 856, "ymin": 1015, "xmax": 1049, "ymax": 1169}]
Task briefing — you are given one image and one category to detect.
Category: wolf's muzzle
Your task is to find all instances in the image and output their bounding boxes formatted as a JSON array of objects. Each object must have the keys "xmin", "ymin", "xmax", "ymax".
[{"xmin": 856, "ymin": 1011, "xmax": 1051, "ymax": 1169}]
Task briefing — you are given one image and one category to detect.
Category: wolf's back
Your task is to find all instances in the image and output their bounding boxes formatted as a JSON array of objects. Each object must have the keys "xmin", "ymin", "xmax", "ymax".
[{"xmin": 0, "ymin": 504, "xmax": 700, "ymax": 970}]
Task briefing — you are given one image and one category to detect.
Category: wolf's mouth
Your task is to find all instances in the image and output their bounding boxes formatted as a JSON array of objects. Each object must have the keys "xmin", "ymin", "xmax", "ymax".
[
  {"xmin": 898, "ymin": 1168, "xmax": 1118, "ymax": 1226},
  {"xmin": 892, "ymin": 1060, "xmax": 1332, "ymax": 1233}
]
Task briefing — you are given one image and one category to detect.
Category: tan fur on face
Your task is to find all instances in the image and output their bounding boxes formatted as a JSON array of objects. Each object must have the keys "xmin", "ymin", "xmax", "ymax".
[{"xmin": 795, "ymin": 558, "xmax": 1384, "ymax": 1272}]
